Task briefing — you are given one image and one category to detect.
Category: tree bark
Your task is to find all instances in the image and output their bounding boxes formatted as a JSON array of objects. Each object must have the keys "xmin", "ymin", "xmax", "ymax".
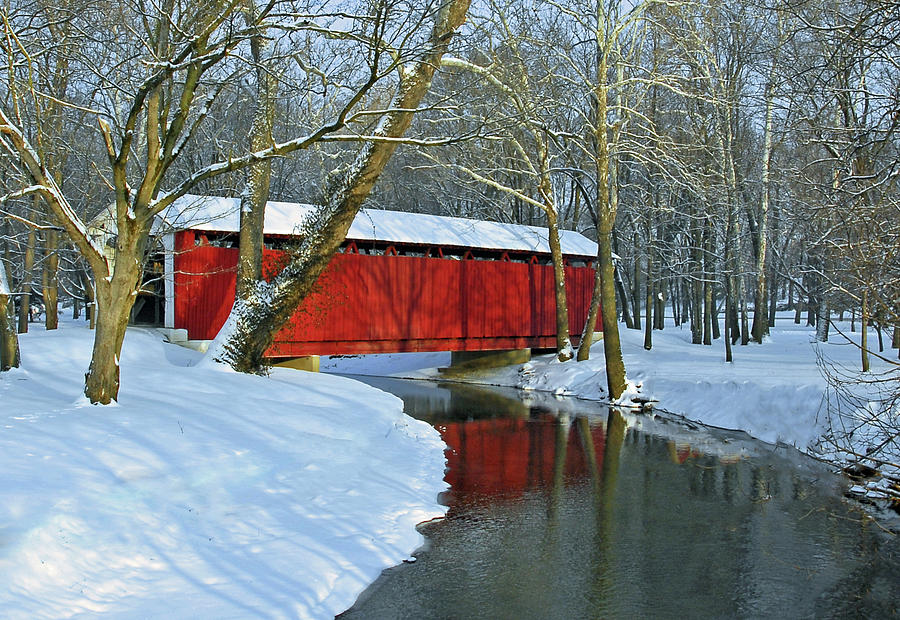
[
  {"xmin": 861, "ymin": 289, "xmax": 869, "ymax": 372},
  {"xmin": 597, "ymin": 225, "xmax": 627, "ymax": 398},
  {"xmin": 83, "ymin": 222, "xmax": 148, "ymax": 403},
  {"xmin": 671, "ymin": 279, "xmax": 680, "ymax": 326},
  {"xmin": 654, "ymin": 285, "xmax": 665, "ymax": 330},
  {"xmin": 577, "ymin": 256, "xmax": 603, "ymax": 362},
  {"xmin": 643, "ymin": 251, "xmax": 653, "ymax": 350},
  {"xmin": 614, "ymin": 263, "xmax": 633, "ymax": 329},
  {"xmin": 631, "ymin": 250, "xmax": 641, "ymax": 331},
  {"xmin": 546, "ymin": 210, "xmax": 573, "ymax": 361},
  {"xmin": 767, "ymin": 271, "xmax": 778, "ymax": 327},
  {"xmin": 751, "ymin": 54, "xmax": 777, "ymax": 344},
  {"xmin": 17, "ymin": 202, "xmax": 36, "ymax": 333},
  {"xmin": 80, "ymin": 269, "xmax": 96, "ymax": 329},
  {"xmin": 611, "ymin": 231, "xmax": 633, "ymax": 329},
  {"xmin": 703, "ymin": 221, "xmax": 713, "ymax": 346},
  {"xmin": 739, "ymin": 293, "xmax": 749, "ymax": 345},
  {"xmin": 42, "ymin": 228, "xmax": 59, "ymax": 330},
  {"xmin": 724, "ymin": 282, "xmax": 733, "ymax": 363},
  {"xmin": 591, "ymin": 47, "xmax": 627, "ymax": 400},
  {"xmin": 0, "ymin": 256, "xmax": 20, "ymax": 371},
  {"xmin": 817, "ymin": 302, "xmax": 830, "ymax": 342},
  {"xmin": 235, "ymin": 9, "xmax": 277, "ymax": 301},
  {"xmin": 690, "ymin": 213, "xmax": 703, "ymax": 344}
]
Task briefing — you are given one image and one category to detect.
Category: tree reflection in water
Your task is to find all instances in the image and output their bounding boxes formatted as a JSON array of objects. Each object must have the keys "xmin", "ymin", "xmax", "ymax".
[{"xmin": 338, "ymin": 378, "xmax": 900, "ymax": 619}]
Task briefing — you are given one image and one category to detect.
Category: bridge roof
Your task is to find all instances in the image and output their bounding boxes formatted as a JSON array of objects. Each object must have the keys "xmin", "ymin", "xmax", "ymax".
[{"xmin": 158, "ymin": 195, "xmax": 598, "ymax": 258}]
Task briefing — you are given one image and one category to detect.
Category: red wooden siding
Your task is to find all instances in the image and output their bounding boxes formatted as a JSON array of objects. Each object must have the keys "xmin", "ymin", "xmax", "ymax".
[{"xmin": 173, "ymin": 230, "xmax": 601, "ymax": 357}]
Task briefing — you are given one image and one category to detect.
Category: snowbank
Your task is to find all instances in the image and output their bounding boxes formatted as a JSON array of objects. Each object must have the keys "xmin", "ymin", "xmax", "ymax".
[{"xmin": 0, "ymin": 322, "xmax": 447, "ymax": 619}]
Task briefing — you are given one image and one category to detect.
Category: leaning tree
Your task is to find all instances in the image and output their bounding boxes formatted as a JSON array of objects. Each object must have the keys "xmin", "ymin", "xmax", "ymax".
[{"xmin": 0, "ymin": 0, "xmax": 469, "ymax": 403}]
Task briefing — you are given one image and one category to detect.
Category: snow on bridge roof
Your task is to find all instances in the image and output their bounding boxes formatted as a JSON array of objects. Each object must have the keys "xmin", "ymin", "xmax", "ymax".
[{"xmin": 159, "ymin": 194, "xmax": 598, "ymax": 258}]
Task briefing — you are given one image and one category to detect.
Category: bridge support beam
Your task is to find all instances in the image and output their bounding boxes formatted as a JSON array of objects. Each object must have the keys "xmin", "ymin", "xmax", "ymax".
[
  {"xmin": 440, "ymin": 348, "xmax": 531, "ymax": 374},
  {"xmin": 273, "ymin": 355, "xmax": 320, "ymax": 373}
]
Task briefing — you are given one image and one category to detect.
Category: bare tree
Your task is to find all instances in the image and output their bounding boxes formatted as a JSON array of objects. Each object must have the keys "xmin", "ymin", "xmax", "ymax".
[
  {"xmin": 0, "ymin": 0, "xmax": 470, "ymax": 402},
  {"xmin": 207, "ymin": 0, "xmax": 471, "ymax": 372},
  {"xmin": 428, "ymin": 1, "xmax": 578, "ymax": 362},
  {"xmin": 0, "ymin": 247, "xmax": 18, "ymax": 369}
]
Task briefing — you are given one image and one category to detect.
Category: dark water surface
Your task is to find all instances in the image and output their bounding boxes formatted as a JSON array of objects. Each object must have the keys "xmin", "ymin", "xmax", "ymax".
[{"xmin": 338, "ymin": 377, "xmax": 900, "ymax": 619}]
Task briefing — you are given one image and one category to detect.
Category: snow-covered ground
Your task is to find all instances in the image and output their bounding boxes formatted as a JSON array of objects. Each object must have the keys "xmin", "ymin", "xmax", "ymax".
[
  {"xmin": 0, "ymin": 321, "xmax": 447, "ymax": 619},
  {"xmin": 3, "ymin": 313, "xmax": 896, "ymax": 618},
  {"xmin": 327, "ymin": 314, "xmax": 899, "ymax": 502}
]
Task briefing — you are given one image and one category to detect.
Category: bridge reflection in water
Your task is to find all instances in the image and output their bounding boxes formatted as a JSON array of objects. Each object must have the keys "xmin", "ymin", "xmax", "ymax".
[{"xmin": 338, "ymin": 377, "xmax": 900, "ymax": 620}]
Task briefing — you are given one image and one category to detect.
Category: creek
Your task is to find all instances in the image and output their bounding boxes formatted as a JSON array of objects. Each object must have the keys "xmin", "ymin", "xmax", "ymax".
[{"xmin": 338, "ymin": 377, "xmax": 900, "ymax": 618}]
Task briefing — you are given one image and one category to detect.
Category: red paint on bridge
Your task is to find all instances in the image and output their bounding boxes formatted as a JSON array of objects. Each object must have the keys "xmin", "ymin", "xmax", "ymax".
[{"xmin": 172, "ymin": 230, "xmax": 600, "ymax": 357}]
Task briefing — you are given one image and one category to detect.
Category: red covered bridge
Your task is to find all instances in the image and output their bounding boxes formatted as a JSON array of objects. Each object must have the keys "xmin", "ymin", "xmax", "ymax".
[{"xmin": 139, "ymin": 196, "xmax": 600, "ymax": 358}]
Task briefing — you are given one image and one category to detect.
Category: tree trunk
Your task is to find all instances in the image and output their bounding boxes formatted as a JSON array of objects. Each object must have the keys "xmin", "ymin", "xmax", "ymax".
[
  {"xmin": 654, "ymin": 285, "xmax": 665, "ymax": 330},
  {"xmin": 613, "ymin": 263, "xmax": 633, "ymax": 329},
  {"xmin": 631, "ymin": 250, "xmax": 641, "ymax": 331},
  {"xmin": 235, "ymin": 11, "xmax": 277, "ymax": 301},
  {"xmin": 703, "ymin": 278, "xmax": 713, "ymax": 345},
  {"xmin": 84, "ymin": 285, "xmax": 132, "ymax": 404},
  {"xmin": 724, "ymin": 282, "xmax": 733, "ymax": 363},
  {"xmin": 42, "ymin": 228, "xmax": 59, "ymax": 330},
  {"xmin": 611, "ymin": 231, "xmax": 633, "ymax": 329},
  {"xmin": 861, "ymin": 290, "xmax": 869, "ymax": 372},
  {"xmin": 643, "ymin": 248, "xmax": 653, "ymax": 350},
  {"xmin": 691, "ymin": 278, "xmax": 703, "ymax": 344},
  {"xmin": 751, "ymin": 60, "xmax": 776, "ymax": 343},
  {"xmin": 83, "ymin": 228, "xmax": 147, "ymax": 404},
  {"xmin": 80, "ymin": 268, "xmax": 96, "ymax": 329},
  {"xmin": 598, "ymin": 226, "xmax": 626, "ymax": 398},
  {"xmin": 712, "ymin": 288, "xmax": 722, "ymax": 341},
  {"xmin": 740, "ymin": 293, "xmax": 749, "ymax": 345},
  {"xmin": 702, "ymin": 222, "xmax": 713, "ymax": 346},
  {"xmin": 671, "ymin": 279, "xmax": 680, "ymax": 326},
  {"xmin": 547, "ymin": 210, "xmax": 573, "ymax": 361},
  {"xmin": 806, "ymin": 288, "xmax": 817, "ymax": 327},
  {"xmin": 816, "ymin": 302, "xmax": 830, "ymax": 342},
  {"xmin": 207, "ymin": 0, "xmax": 471, "ymax": 372},
  {"xmin": 585, "ymin": 48, "xmax": 627, "ymax": 399},
  {"xmin": 577, "ymin": 139, "xmax": 613, "ymax": 360},
  {"xmin": 577, "ymin": 256, "xmax": 603, "ymax": 362},
  {"xmin": 726, "ymin": 297, "xmax": 736, "ymax": 344},
  {"xmin": 690, "ymin": 220, "xmax": 703, "ymax": 343},
  {"xmin": 724, "ymin": 175, "xmax": 736, "ymax": 360},
  {"xmin": 18, "ymin": 206, "xmax": 36, "ymax": 333},
  {"xmin": 768, "ymin": 271, "xmax": 778, "ymax": 328},
  {"xmin": 571, "ymin": 181, "xmax": 582, "ymax": 231},
  {"xmin": 0, "ymin": 259, "xmax": 20, "ymax": 371}
]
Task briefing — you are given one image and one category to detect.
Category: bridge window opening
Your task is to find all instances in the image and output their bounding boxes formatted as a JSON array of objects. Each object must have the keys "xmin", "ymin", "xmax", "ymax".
[
  {"xmin": 263, "ymin": 235, "xmax": 300, "ymax": 250},
  {"xmin": 203, "ymin": 232, "xmax": 239, "ymax": 248},
  {"xmin": 179, "ymin": 231, "xmax": 588, "ymax": 267},
  {"xmin": 130, "ymin": 248, "xmax": 165, "ymax": 326}
]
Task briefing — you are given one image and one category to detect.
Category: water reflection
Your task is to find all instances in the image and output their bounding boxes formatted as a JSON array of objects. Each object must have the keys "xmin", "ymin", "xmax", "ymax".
[{"xmin": 339, "ymin": 378, "xmax": 900, "ymax": 619}]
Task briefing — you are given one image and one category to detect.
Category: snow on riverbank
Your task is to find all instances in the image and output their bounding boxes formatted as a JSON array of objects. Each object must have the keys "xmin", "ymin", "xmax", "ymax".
[
  {"xmin": 0, "ymin": 322, "xmax": 448, "ymax": 619},
  {"xmin": 329, "ymin": 315, "xmax": 898, "ymax": 484}
]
